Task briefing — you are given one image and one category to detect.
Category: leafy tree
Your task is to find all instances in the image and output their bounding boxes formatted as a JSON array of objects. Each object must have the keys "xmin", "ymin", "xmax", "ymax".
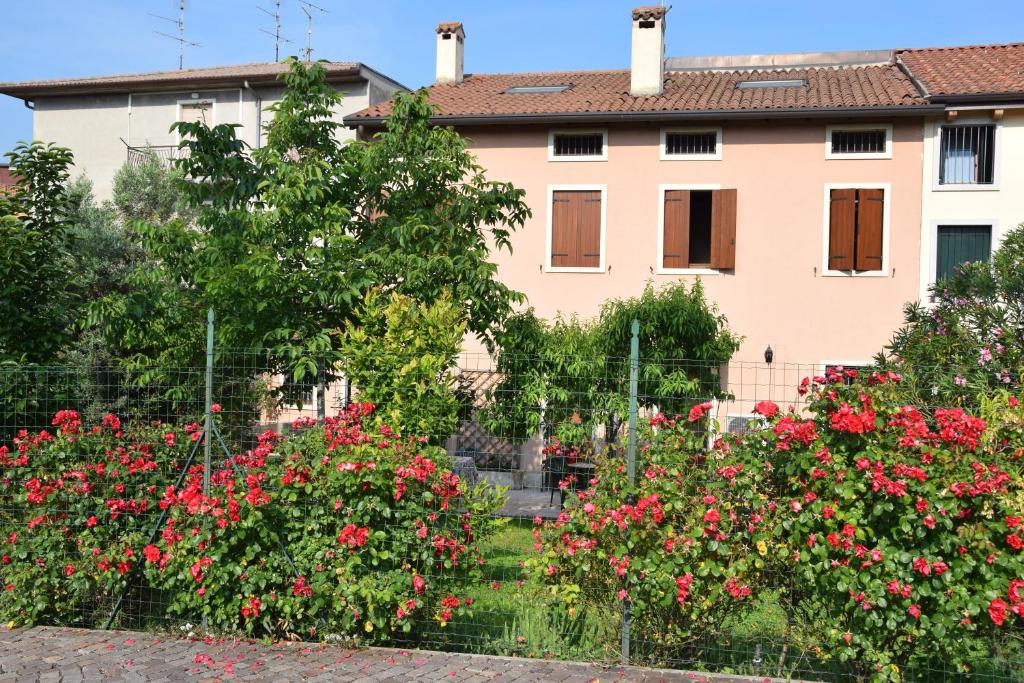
[
  {"xmin": 338, "ymin": 289, "xmax": 466, "ymax": 440},
  {"xmin": 0, "ymin": 142, "xmax": 76, "ymax": 364},
  {"xmin": 486, "ymin": 281, "xmax": 740, "ymax": 447},
  {"xmin": 878, "ymin": 223, "xmax": 1024, "ymax": 406},
  {"xmin": 344, "ymin": 91, "xmax": 531, "ymax": 349}
]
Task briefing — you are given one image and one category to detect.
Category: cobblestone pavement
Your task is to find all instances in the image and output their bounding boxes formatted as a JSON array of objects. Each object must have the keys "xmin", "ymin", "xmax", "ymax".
[{"xmin": 0, "ymin": 627, "xmax": 772, "ymax": 683}]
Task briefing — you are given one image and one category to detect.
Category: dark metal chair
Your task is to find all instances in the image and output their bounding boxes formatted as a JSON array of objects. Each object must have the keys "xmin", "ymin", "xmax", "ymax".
[{"xmin": 543, "ymin": 455, "xmax": 569, "ymax": 507}]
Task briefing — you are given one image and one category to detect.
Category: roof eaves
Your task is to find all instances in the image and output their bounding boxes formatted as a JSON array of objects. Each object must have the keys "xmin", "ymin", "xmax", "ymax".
[{"xmin": 345, "ymin": 103, "xmax": 944, "ymax": 128}]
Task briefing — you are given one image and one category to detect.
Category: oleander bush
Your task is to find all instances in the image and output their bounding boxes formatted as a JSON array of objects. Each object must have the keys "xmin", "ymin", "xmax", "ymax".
[
  {"xmin": 0, "ymin": 403, "xmax": 504, "ymax": 642},
  {"xmin": 533, "ymin": 368, "xmax": 1024, "ymax": 681}
]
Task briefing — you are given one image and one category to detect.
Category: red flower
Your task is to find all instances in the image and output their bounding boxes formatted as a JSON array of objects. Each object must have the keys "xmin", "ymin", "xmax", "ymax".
[
  {"xmin": 688, "ymin": 402, "xmax": 713, "ymax": 423},
  {"xmin": 64, "ymin": 564, "xmax": 74, "ymax": 577},
  {"xmin": 337, "ymin": 524, "xmax": 370, "ymax": 548},
  {"xmin": 989, "ymin": 598, "xmax": 1010, "ymax": 626},
  {"xmin": 413, "ymin": 575, "xmax": 426, "ymax": 594},
  {"xmin": 908, "ymin": 604, "xmax": 921, "ymax": 619},
  {"xmin": 1009, "ymin": 534, "xmax": 1024, "ymax": 550},
  {"xmin": 753, "ymin": 400, "xmax": 779, "ymax": 418},
  {"xmin": 211, "ymin": 404, "xmax": 222, "ymax": 413},
  {"xmin": 143, "ymin": 545, "xmax": 161, "ymax": 563}
]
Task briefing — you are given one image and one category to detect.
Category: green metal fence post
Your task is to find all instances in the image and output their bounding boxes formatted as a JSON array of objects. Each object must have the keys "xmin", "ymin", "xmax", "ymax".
[
  {"xmin": 622, "ymin": 318, "xmax": 640, "ymax": 665},
  {"xmin": 204, "ymin": 307, "xmax": 214, "ymax": 497}
]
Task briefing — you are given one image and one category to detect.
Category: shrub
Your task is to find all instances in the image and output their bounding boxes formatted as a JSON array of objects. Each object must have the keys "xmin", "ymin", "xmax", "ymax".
[
  {"xmin": 0, "ymin": 405, "xmax": 504, "ymax": 642},
  {"xmin": 533, "ymin": 370, "xmax": 1024, "ymax": 680}
]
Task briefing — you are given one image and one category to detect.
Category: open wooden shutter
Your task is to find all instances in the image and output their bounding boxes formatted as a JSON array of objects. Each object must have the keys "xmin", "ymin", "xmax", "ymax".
[
  {"xmin": 578, "ymin": 191, "xmax": 603, "ymax": 268},
  {"xmin": 551, "ymin": 190, "xmax": 602, "ymax": 268},
  {"xmin": 828, "ymin": 189, "xmax": 856, "ymax": 271},
  {"xmin": 662, "ymin": 190, "xmax": 690, "ymax": 269},
  {"xmin": 550, "ymin": 191, "xmax": 576, "ymax": 268},
  {"xmin": 710, "ymin": 189, "xmax": 737, "ymax": 270},
  {"xmin": 855, "ymin": 189, "xmax": 884, "ymax": 272}
]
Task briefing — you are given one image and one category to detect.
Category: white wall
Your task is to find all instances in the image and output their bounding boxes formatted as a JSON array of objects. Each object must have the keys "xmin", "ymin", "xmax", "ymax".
[
  {"xmin": 31, "ymin": 80, "xmax": 372, "ymax": 200},
  {"xmin": 918, "ymin": 109, "xmax": 1024, "ymax": 300}
]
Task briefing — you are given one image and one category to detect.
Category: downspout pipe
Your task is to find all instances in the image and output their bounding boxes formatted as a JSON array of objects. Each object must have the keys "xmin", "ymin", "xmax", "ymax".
[{"xmin": 242, "ymin": 81, "xmax": 262, "ymax": 148}]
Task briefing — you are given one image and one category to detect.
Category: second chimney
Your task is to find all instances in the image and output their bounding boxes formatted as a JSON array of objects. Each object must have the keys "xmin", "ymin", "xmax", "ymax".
[
  {"xmin": 436, "ymin": 22, "xmax": 465, "ymax": 85},
  {"xmin": 630, "ymin": 6, "xmax": 666, "ymax": 96}
]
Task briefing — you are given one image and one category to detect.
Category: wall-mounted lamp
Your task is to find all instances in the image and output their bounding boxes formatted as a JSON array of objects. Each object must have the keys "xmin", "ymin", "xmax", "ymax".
[{"xmin": 764, "ymin": 345, "xmax": 774, "ymax": 366}]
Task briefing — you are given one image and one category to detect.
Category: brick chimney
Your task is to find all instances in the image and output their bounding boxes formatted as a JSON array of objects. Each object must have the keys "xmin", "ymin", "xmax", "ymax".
[
  {"xmin": 435, "ymin": 22, "xmax": 465, "ymax": 85},
  {"xmin": 630, "ymin": 6, "xmax": 667, "ymax": 96}
]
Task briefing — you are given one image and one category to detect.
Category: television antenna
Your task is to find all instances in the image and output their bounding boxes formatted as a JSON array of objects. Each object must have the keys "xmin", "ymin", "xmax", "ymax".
[
  {"xmin": 298, "ymin": 1, "xmax": 327, "ymax": 62},
  {"xmin": 258, "ymin": 1, "xmax": 293, "ymax": 62},
  {"xmin": 150, "ymin": 0, "xmax": 201, "ymax": 70}
]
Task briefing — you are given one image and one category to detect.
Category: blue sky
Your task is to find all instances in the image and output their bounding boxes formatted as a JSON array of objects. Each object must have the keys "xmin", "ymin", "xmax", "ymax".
[{"xmin": 2, "ymin": 0, "xmax": 1023, "ymax": 155}]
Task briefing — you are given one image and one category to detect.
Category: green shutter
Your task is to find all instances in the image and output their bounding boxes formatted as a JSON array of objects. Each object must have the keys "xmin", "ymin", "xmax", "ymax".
[{"xmin": 936, "ymin": 225, "xmax": 992, "ymax": 282}]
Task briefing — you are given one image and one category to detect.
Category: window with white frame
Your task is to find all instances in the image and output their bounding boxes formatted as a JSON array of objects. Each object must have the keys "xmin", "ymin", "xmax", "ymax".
[
  {"xmin": 938, "ymin": 123, "xmax": 996, "ymax": 186},
  {"xmin": 826, "ymin": 124, "xmax": 892, "ymax": 159},
  {"xmin": 935, "ymin": 224, "xmax": 992, "ymax": 282},
  {"xmin": 547, "ymin": 186, "xmax": 606, "ymax": 271},
  {"xmin": 661, "ymin": 128, "xmax": 722, "ymax": 160},
  {"xmin": 822, "ymin": 184, "xmax": 890, "ymax": 276},
  {"xmin": 548, "ymin": 131, "xmax": 607, "ymax": 161}
]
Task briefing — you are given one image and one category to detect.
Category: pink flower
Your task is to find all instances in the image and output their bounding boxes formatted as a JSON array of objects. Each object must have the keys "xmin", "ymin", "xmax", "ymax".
[
  {"xmin": 908, "ymin": 604, "xmax": 921, "ymax": 619},
  {"xmin": 211, "ymin": 404, "xmax": 222, "ymax": 413}
]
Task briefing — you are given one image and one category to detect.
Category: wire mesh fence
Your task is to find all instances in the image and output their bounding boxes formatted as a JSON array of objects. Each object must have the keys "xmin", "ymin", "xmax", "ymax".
[{"xmin": 0, "ymin": 338, "xmax": 1021, "ymax": 682}]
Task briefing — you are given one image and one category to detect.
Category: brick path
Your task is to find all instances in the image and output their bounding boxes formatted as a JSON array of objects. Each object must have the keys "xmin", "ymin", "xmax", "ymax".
[{"xmin": 0, "ymin": 627, "xmax": 770, "ymax": 682}]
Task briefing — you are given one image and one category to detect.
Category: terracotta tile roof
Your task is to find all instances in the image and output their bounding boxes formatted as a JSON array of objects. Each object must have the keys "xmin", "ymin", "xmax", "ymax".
[
  {"xmin": 349, "ymin": 64, "xmax": 929, "ymax": 123},
  {"xmin": 0, "ymin": 61, "xmax": 363, "ymax": 98},
  {"xmin": 897, "ymin": 43, "xmax": 1024, "ymax": 98}
]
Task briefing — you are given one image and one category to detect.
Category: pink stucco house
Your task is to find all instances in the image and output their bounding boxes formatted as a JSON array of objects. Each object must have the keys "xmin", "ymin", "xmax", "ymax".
[{"xmin": 348, "ymin": 8, "xmax": 1023, "ymax": 478}]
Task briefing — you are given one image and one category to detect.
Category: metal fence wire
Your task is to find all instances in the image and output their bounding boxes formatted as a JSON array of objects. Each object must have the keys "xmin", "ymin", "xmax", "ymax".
[{"xmin": 0, "ymin": 318, "xmax": 1021, "ymax": 682}]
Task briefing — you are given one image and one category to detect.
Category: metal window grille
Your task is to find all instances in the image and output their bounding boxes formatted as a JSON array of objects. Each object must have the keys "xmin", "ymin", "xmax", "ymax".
[
  {"xmin": 664, "ymin": 131, "xmax": 717, "ymax": 156},
  {"xmin": 831, "ymin": 129, "xmax": 886, "ymax": 155},
  {"xmin": 939, "ymin": 124, "xmax": 996, "ymax": 185},
  {"xmin": 552, "ymin": 133, "xmax": 604, "ymax": 157}
]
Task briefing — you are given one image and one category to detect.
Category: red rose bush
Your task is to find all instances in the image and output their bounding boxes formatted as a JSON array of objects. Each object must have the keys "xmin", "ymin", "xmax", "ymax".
[
  {"xmin": 0, "ymin": 403, "xmax": 503, "ymax": 642},
  {"xmin": 532, "ymin": 369, "xmax": 1024, "ymax": 680}
]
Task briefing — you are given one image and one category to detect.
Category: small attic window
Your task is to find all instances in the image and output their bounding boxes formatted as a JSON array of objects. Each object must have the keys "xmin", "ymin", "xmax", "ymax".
[
  {"xmin": 505, "ymin": 85, "xmax": 571, "ymax": 94},
  {"xmin": 736, "ymin": 79, "xmax": 807, "ymax": 89}
]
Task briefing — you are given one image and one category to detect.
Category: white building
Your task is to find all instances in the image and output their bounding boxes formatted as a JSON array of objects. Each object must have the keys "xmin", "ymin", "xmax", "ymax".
[{"xmin": 0, "ymin": 62, "xmax": 405, "ymax": 198}]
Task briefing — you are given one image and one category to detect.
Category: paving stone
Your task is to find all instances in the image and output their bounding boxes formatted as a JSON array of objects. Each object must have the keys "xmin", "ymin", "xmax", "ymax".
[{"xmin": 0, "ymin": 627, "xmax": 785, "ymax": 682}]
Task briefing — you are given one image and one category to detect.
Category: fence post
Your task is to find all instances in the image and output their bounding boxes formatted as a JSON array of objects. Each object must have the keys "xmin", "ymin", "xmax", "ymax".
[
  {"xmin": 622, "ymin": 318, "xmax": 640, "ymax": 665},
  {"xmin": 317, "ymin": 357, "xmax": 326, "ymax": 421},
  {"xmin": 204, "ymin": 307, "xmax": 214, "ymax": 496}
]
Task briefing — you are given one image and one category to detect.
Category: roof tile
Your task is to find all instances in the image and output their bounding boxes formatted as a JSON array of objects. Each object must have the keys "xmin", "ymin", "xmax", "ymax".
[
  {"xmin": 897, "ymin": 43, "xmax": 1024, "ymax": 97},
  {"xmin": 350, "ymin": 64, "xmax": 928, "ymax": 121}
]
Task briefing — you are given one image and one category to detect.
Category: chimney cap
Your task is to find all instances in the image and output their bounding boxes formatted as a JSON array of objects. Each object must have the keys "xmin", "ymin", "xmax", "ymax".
[
  {"xmin": 436, "ymin": 21, "xmax": 465, "ymax": 36},
  {"xmin": 632, "ymin": 6, "xmax": 668, "ymax": 21}
]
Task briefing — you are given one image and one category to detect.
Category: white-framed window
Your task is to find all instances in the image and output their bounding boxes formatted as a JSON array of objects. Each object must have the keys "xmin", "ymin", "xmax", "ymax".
[
  {"xmin": 660, "ymin": 127, "xmax": 722, "ymax": 161},
  {"xmin": 176, "ymin": 98, "xmax": 216, "ymax": 144},
  {"xmin": 933, "ymin": 118, "xmax": 999, "ymax": 190},
  {"xmin": 926, "ymin": 220, "xmax": 997, "ymax": 291},
  {"xmin": 820, "ymin": 183, "xmax": 891, "ymax": 277},
  {"xmin": 547, "ymin": 130, "xmax": 608, "ymax": 161},
  {"xmin": 656, "ymin": 183, "xmax": 738, "ymax": 275},
  {"xmin": 545, "ymin": 184, "xmax": 607, "ymax": 273},
  {"xmin": 825, "ymin": 123, "xmax": 893, "ymax": 159}
]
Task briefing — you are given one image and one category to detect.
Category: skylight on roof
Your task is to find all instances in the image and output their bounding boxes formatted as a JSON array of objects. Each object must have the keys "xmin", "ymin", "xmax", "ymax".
[
  {"xmin": 504, "ymin": 84, "xmax": 571, "ymax": 94},
  {"xmin": 736, "ymin": 79, "xmax": 807, "ymax": 89}
]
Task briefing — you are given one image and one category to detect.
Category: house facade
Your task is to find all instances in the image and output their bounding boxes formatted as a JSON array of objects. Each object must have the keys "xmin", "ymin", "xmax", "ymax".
[
  {"xmin": 0, "ymin": 62, "xmax": 405, "ymax": 199},
  {"xmin": 893, "ymin": 45, "xmax": 1024, "ymax": 300},
  {"xmin": 348, "ymin": 10, "xmax": 1024, "ymax": 458}
]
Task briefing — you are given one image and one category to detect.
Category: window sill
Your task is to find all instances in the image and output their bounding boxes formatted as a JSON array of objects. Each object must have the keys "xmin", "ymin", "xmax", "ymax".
[
  {"xmin": 825, "ymin": 152, "xmax": 892, "ymax": 160},
  {"xmin": 821, "ymin": 269, "xmax": 889, "ymax": 278},
  {"xmin": 659, "ymin": 154, "xmax": 722, "ymax": 162},
  {"xmin": 545, "ymin": 266, "xmax": 606, "ymax": 274},
  {"xmin": 932, "ymin": 183, "xmax": 1000, "ymax": 192},
  {"xmin": 657, "ymin": 267, "xmax": 721, "ymax": 276},
  {"xmin": 547, "ymin": 156, "xmax": 608, "ymax": 163}
]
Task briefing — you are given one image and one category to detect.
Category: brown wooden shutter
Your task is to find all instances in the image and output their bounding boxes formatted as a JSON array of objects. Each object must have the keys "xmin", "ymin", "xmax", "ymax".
[
  {"xmin": 828, "ymin": 188, "xmax": 856, "ymax": 271},
  {"xmin": 551, "ymin": 190, "xmax": 602, "ymax": 268},
  {"xmin": 710, "ymin": 188, "xmax": 737, "ymax": 270},
  {"xmin": 855, "ymin": 189, "xmax": 884, "ymax": 271},
  {"xmin": 550, "ymin": 191, "xmax": 576, "ymax": 268},
  {"xmin": 662, "ymin": 190, "xmax": 690, "ymax": 269},
  {"xmin": 578, "ymin": 191, "xmax": 602, "ymax": 268}
]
